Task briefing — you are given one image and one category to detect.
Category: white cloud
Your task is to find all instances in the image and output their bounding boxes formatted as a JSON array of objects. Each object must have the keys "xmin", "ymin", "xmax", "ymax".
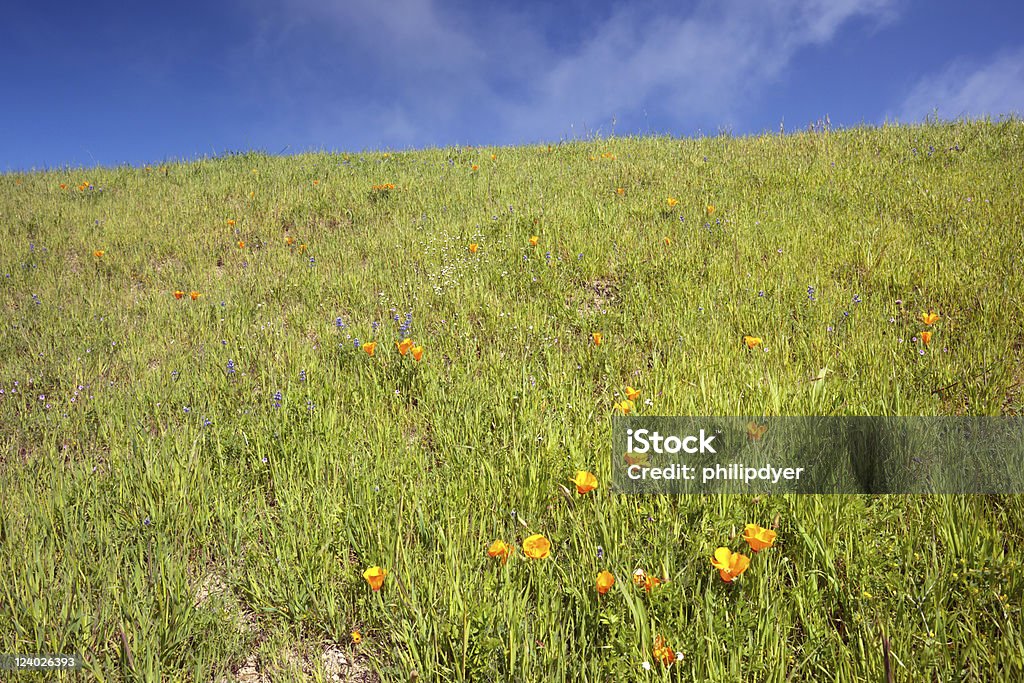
[{"xmin": 896, "ymin": 48, "xmax": 1024, "ymax": 123}]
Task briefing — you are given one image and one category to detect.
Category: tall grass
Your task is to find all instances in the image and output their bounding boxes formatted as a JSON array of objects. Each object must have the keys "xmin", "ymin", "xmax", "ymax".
[{"xmin": 2, "ymin": 119, "xmax": 1023, "ymax": 681}]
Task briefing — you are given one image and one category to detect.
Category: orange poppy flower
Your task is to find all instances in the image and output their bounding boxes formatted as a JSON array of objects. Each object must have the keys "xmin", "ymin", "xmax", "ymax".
[
  {"xmin": 529, "ymin": 235, "xmax": 539, "ymax": 247},
  {"xmin": 491, "ymin": 154, "xmax": 497, "ymax": 160},
  {"xmin": 921, "ymin": 311, "xmax": 940, "ymax": 325},
  {"xmin": 571, "ymin": 471, "xmax": 598, "ymax": 494},
  {"xmin": 616, "ymin": 400, "xmax": 634, "ymax": 415},
  {"xmin": 616, "ymin": 187, "xmax": 625, "ymax": 196},
  {"xmin": 189, "ymin": 291, "xmax": 200, "ymax": 300},
  {"xmin": 237, "ymin": 241, "xmax": 245, "ymax": 249},
  {"xmin": 60, "ymin": 183, "xmax": 67, "ymax": 190},
  {"xmin": 226, "ymin": 219, "xmax": 235, "ymax": 226},
  {"xmin": 667, "ymin": 197, "xmax": 678, "ymax": 207},
  {"xmin": 522, "ymin": 534, "xmax": 550, "ymax": 559},
  {"xmin": 743, "ymin": 524, "xmax": 777, "ymax": 552},
  {"xmin": 596, "ymin": 570, "xmax": 615, "ymax": 595},
  {"xmin": 625, "ymin": 387, "xmax": 641, "ymax": 402},
  {"xmin": 920, "ymin": 331, "xmax": 932, "ymax": 345},
  {"xmin": 471, "ymin": 164, "xmax": 479, "ymax": 172},
  {"xmin": 174, "ymin": 290, "xmax": 185, "ymax": 300},
  {"xmin": 469, "ymin": 243, "xmax": 479, "ymax": 253},
  {"xmin": 285, "ymin": 236, "xmax": 295, "ymax": 245},
  {"xmin": 93, "ymin": 250, "xmax": 104, "ymax": 258},
  {"xmin": 711, "ymin": 547, "xmax": 750, "ymax": 583},
  {"xmin": 487, "ymin": 540, "xmax": 512, "ymax": 564},
  {"xmin": 664, "ymin": 237, "xmax": 671, "ymax": 245},
  {"xmin": 363, "ymin": 566, "xmax": 386, "ymax": 591},
  {"xmin": 362, "ymin": 341, "xmax": 377, "ymax": 356},
  {"xmin": 312, "ymin": 180, "xmax": 320, "ymax": 185},
  {"xmin": 653, "ymin": 635, "xmax": 676, "ymax": 666},
  {"xmin": 396, "ymin": 338, "xmax": 413, "ymax": 356},
  {"xmin": 746, "ymin": 422, "xmax": 768, "ymax": 441},
  {"xmin": 592, "ymin": 332, "xmax": 602, "ymax": 346},
  {"xmin": 411, "ymin": 345, "xmax": 424, "ymax": 361},
  {"xmin": 706, "ymin": 204, "xmax": 715, "ymax": 215},
  {"xmin": 743, "ymin": 335, "xmax": 762, "ymax": 349}
]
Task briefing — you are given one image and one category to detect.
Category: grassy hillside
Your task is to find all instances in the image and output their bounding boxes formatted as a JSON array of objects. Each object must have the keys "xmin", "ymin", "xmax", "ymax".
[{"xmin": 2, "ymin": 119, "xmax": 1023, "ymax": 681}]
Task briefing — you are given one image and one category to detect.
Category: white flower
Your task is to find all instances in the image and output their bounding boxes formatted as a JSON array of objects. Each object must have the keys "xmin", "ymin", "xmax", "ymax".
[{"xmin": 641, "ymin": 661, "xmax": 651, "ymax": 671}]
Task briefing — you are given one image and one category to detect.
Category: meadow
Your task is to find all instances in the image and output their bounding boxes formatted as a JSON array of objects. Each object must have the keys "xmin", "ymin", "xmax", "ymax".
[{"xmin": 1, "ymin": 118, "xmax": 1023, "ymax": 681}]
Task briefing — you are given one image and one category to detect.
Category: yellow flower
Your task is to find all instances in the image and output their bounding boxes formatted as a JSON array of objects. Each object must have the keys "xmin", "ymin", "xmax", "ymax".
[
  {"xmin": 522, "ymin": 534, "xmax": 550, "ymax": 559},
  {"xmin": 921, "ymin": 311, "xmax": 940, "ymax": 325},
  {"xmin": 706, "ymin": 204, "xmax": 715, "ymax": 215},
  {"xmin": 596, "ymin": 570, "xmax": 615, "ymax": 595},
  {"xmin": 350, "ymin": 630, "xmax": 362, "ymax": 645},
  {"xmin": 920, "ymin": 331, "xmax": 932, "ymax": 345},
  {"xmin": 469, "ymin": 243, "xmax": 479, "ymax": 254},
  {"xmin": 488, "ymin": 540, "xmax": 512, "ymax": 564},
  {"xmin": 711, "ymin": 547, "xmax": 750, "ymax": 583},
  {"xmin": 174, "ymin": 290, "xmax": 185, "ymax": 300},
  {"xmin": 299, "ymin": 243, "xmax": 307, "ymax": 253},
  {"xmin": 529, "ymin": 235, "xmax": 539, "ymax": 247},
  {"xmin": 667, "ymin": 197, "xmax": 678, "ymax": 207},
  {"xmin": 362, "ymin": 341, "xmax": 377, "ymax": 356},
  {"xmin": 411, "ymin": 345, "xmax": 424, "ymax": 362},
  {"xmin": 653, "ymin": 635, "xmax": 676, "ymax": 666},
  {"xmin": 571, "ymin": 471, "xmax": 598, "ymax": 494},
  {"xmin": 616, "ymin": 400, "xmax": 634, "ymax": 415},
  {"xmin": 491, "ymin": 154, "xmax": 497, "ymax": 160},
  {"xmin": 625, "ymin": 386, "xmax": 640, "ymax": 402},
  {"xmin": 237, "ymin": 240, "xmax": 245, "ymax": 249},
  {"xmin": 592, "ymin": 332, "xmax": 602, "ymax": 346},
  {"xmin": 746, "ymin": 422, "xmax": 768, "ymax": 441},
  {"xmin": 285, "ymin": 236, "xmax": 295, "ymax": 245},
  {"xmin": 93, "ymin": 250, "xmax": 104, "ymax": 258},
  {"xmin": 615, "ymin": 187, "xmax": 625, "ymax": 196},
  {"xmin": 189, "ymin": 291, "xmax": 201, "ymax": 300},
  {"xmin": 743, "ymin": 335, "xmax": 762, "ymax": 349},
  {"xmin": 226, "ymin": 219, "xmax": 235, "ymax": 226},
  {"xmin": 396, "ymin": 338, "xmax": 413, "ymax": 356},
  {"xmin": 743, "ymin": 524, "xmax": 777, "ymax": 552},
  {"xmin": 363, "ymin": 566, "xmax": 386, "ymax": 591}
]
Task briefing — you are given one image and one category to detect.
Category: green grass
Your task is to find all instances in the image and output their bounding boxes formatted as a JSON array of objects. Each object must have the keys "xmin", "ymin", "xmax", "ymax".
[{"xmin": 2, "ymin": 119, "xmax": 1024, "ymax": 682}]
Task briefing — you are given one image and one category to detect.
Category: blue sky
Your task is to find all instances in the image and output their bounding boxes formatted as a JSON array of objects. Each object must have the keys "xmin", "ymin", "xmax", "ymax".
[{"xmin": 3, "ymin": 0, "xmax": 1023, "ymax": 171}]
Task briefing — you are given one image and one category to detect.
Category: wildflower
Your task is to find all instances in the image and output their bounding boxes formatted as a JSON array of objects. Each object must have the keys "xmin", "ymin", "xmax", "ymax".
[
  {"xmin": 616, "ymin": 187, "xmax": 625, "ymax": 195},
  {"xmin": 667, "ymin": 197, "xmax": 678, "ymax": 207},
  {"xmin": 350, "ymin": 630, "xmax": 362, "ymax": 645},
  {"xmin": 643, "ymin": 575, "xmax": 662, "ymax": 592},
  {"xmin": 174, "ymin": 290, "xmax": 185, "ymax": 299},
  {"xmin": 313, "ymin": 180, "xmax": 320, "ymax": 186},
  {"xmin": 488, "ymin": 540, "xmax": 512, "ymax": 564},
  {"xmin": 743, "ymin": 335, "xmax": 762, "ymax": 349},
  {"xmin": 653, "ymin": 636, "xmax": 675, "ymax": 666},
  {"xmin": 711, "ymin": 547, "xmax": 750, "ymax": 583},
  {"xmin": 396, "ymin": 338, "xmax": 413, "ymax": 356},
  {"xmin": 226, "ymin": 359, "xmax": 236, "ymax": 375},
  {"xmin": 522, "ymin": 534, "xmax": 550, "ymax": 559},
  {"xmin": 491, "ymin": 154, "xmax": 497, "ymax": 160},
  {"xmin": 471, "ymin": 164, "xmax": 479, "ymax": 172},
  {"xmin": 571, "ymin": 471, "xmax": 598, "ymax": 494},
  {"xmin": 529, "ymin": 235, "xmax": 539, "ymax": 247},
  {"xmin": 189, "ymin": 291, "xmax": 200, "ymax": 300},
  {"xmin": 616, "ymin": 400, "xmax": 634, "ymax": 415},
  {"xmin": 362, "ymin": 341, "xmax": 377, "ymax": 356},
  {"xmin": 625, "ymin": 386, "xmax": 641, "ymax": 401},
  {"xmin": 411, "ymin": 345, "xmax": 424, "ymax": 361},
  {"xmin": 743, "ymin": 524, "xmax": 777, "ymax": 552},
  {"xmin": 592, "ymin": 332, "xmax": 603, "ymax": 346},
  {"xmin": 664, "ymin": 237, "xmax": 671, "ymax": 245},
  {"xmin": 363, "ymin": 566, "xmax": 387, "ymax": 591},
  {"xmin": 60, "ymin": 183, "xmax": 67, "ymax": 189},
  {"xmin": 226, "ymin": 219, "xmax": 235, "ymax": 226},
  {"xmin": 237, "ymin": 240, "xmax": 245, "ymax": 249},
  {"xmin": 469, "ymin": 243, "xmax": 479, "ymax": 254},
  {"xmin": 706, "ymin": 204, "xmax": 715, "ymax": 215},
  {"xmin": 922, "ymin": 311, "xmax": 940, "ymax": 325},
  {"xmin": 299, "ymin": 244, "xmax": 307, "ymax": 253},
  {"xmin": 285, "ymin": 236, "xmax": 295, "ymax": 245},
  {"xmin": 596, "ymin": 570, "xmax": 615, "ymax": 595},
  {"xmin": 920, "ymin": 331, "xmax": 932, "ymax": 345},
  {"xmin": 746, "ymin": 422, "xmax": 768, "ymax": 441}
]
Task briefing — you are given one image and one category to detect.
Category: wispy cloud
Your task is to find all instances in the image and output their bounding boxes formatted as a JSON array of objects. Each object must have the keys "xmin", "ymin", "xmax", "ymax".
[
  {"xmin": 242, "ymin": 0, "xmax": 899, "ymax": 148},
  {"xmin": 895, "ymin": 48, "xmax": 1024, "ymax": 123}
]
